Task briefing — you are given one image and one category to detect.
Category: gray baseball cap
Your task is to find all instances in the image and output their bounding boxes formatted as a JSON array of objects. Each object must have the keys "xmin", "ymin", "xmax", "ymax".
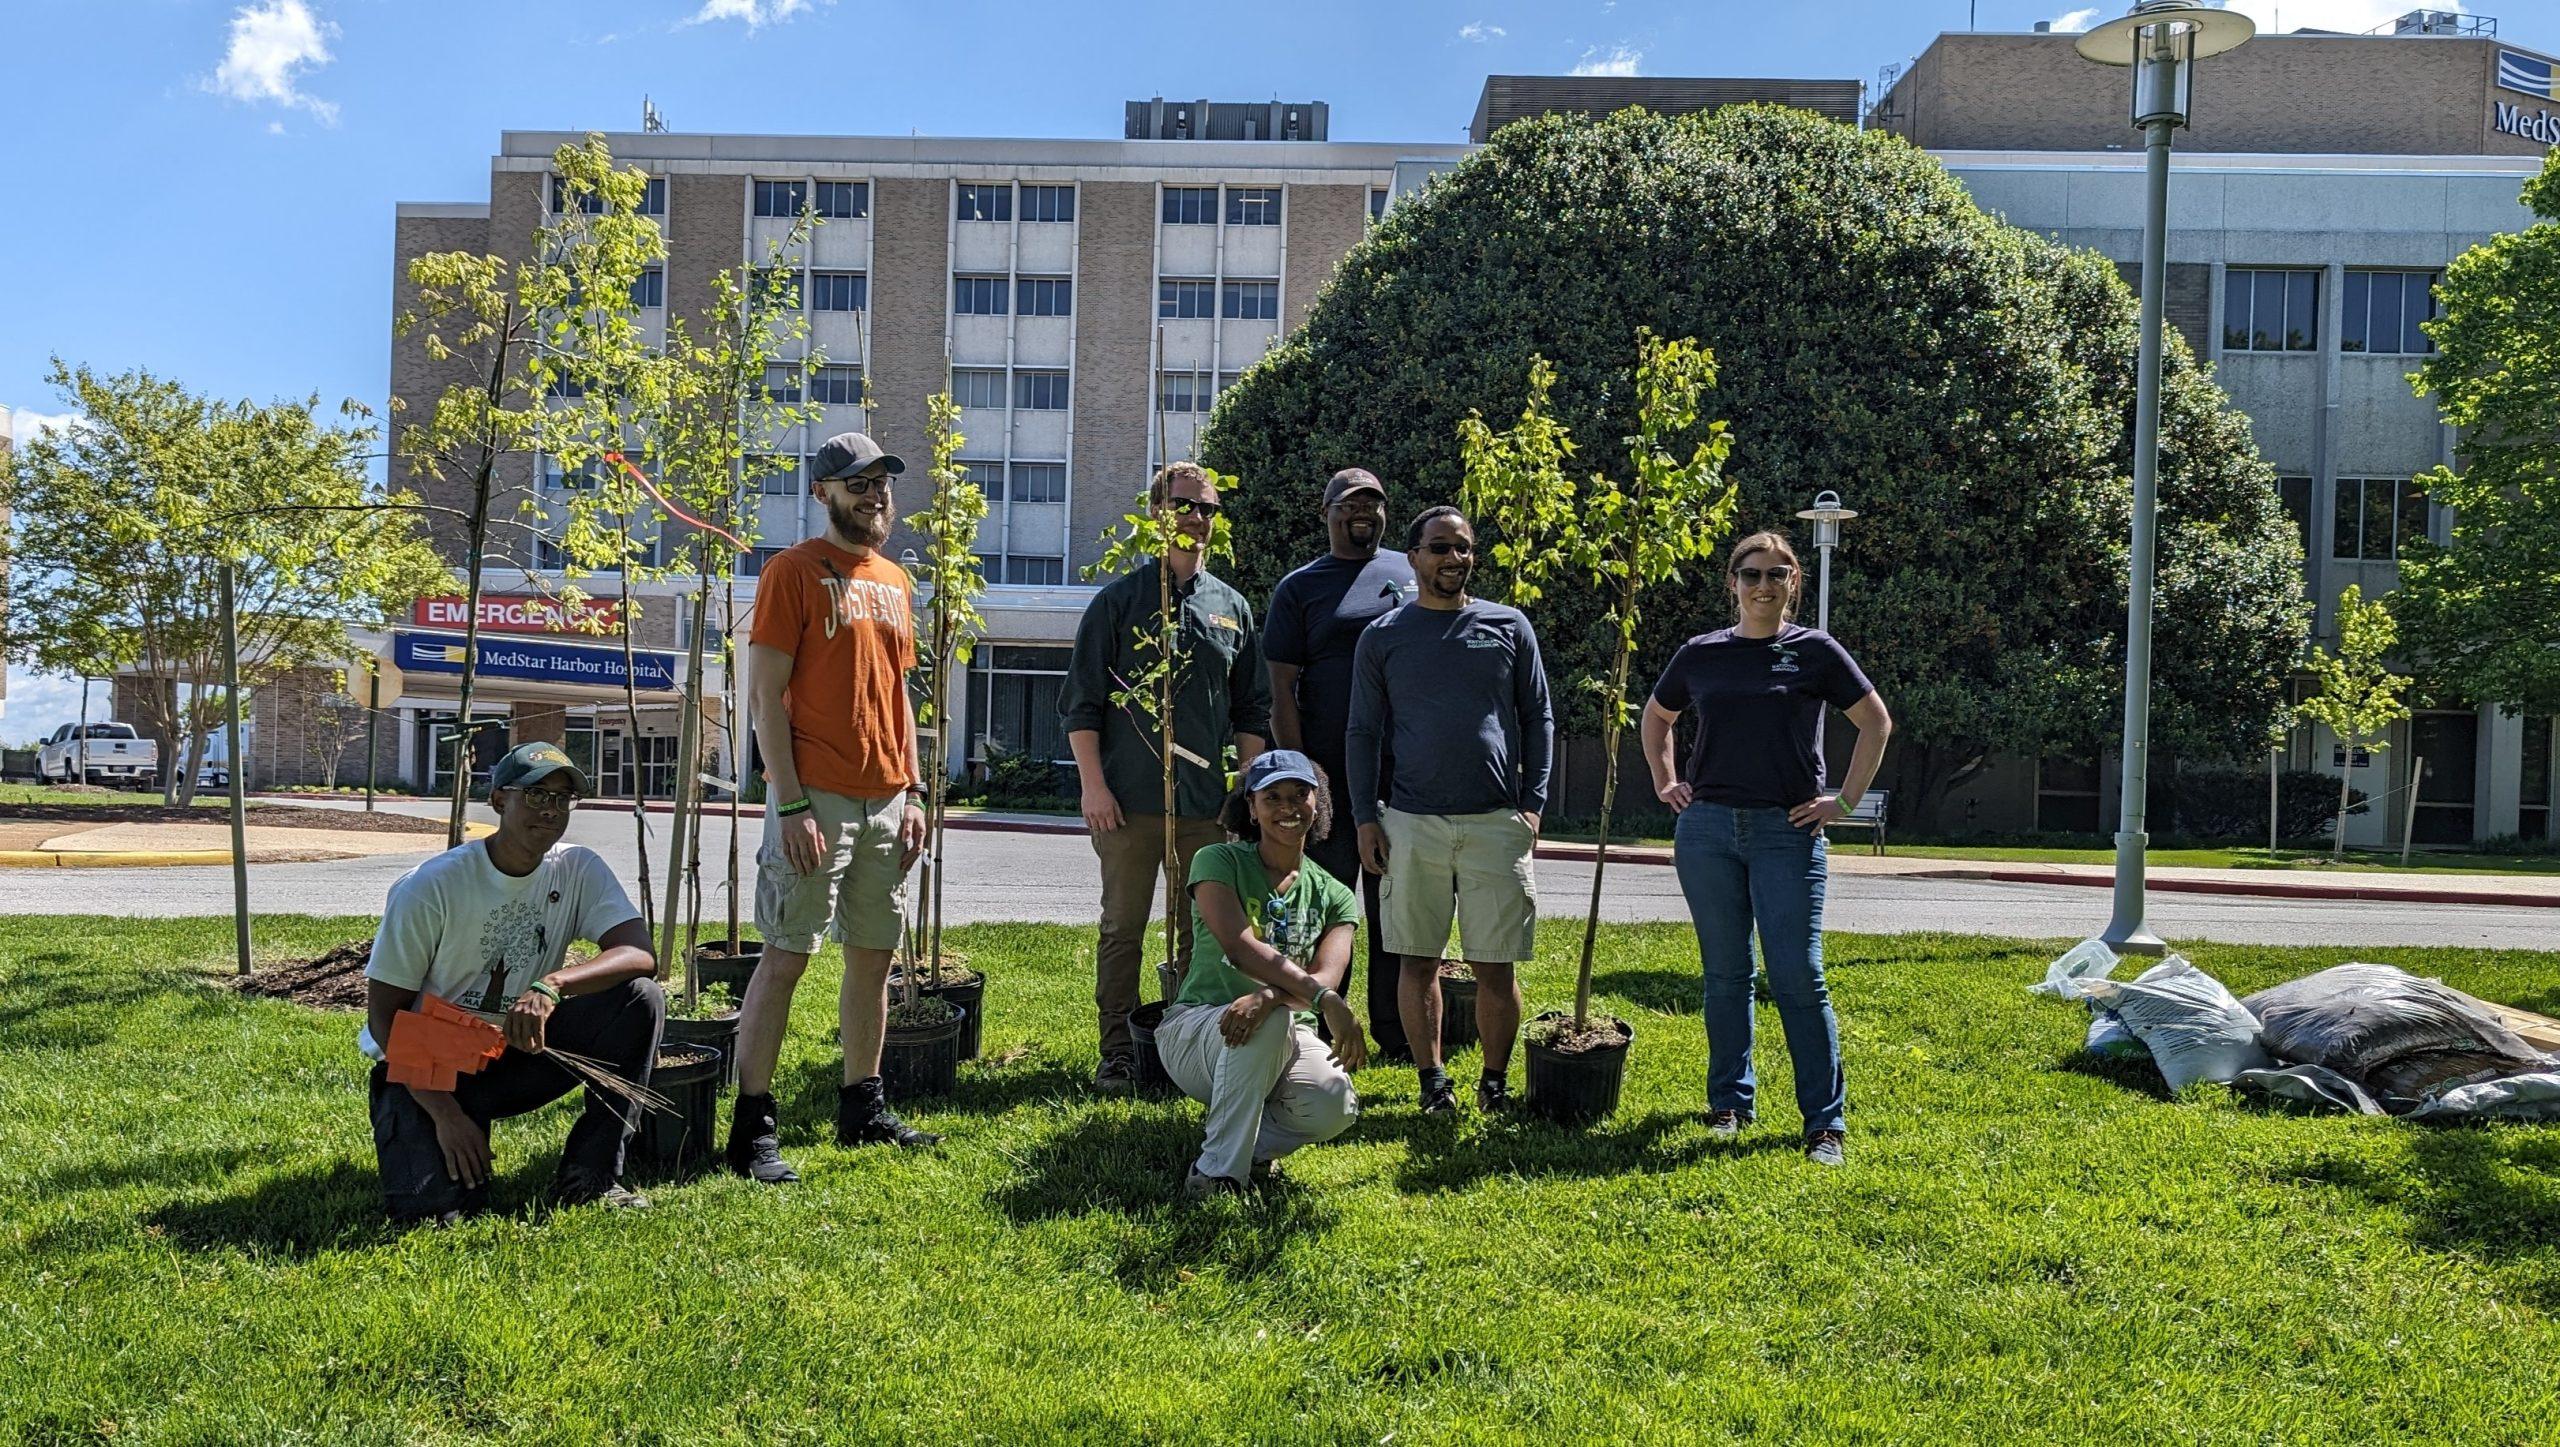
[
  {"xmin": 1323, "ymin": 467, "xmax": 1385, "ymax": 506},
  {"xmin": 490, "ymin": 741, "xmax": 588, "ymax": 797},
  {"xmin": 811, "ymin": 431, "xmax": 905, "ymax": 482}
]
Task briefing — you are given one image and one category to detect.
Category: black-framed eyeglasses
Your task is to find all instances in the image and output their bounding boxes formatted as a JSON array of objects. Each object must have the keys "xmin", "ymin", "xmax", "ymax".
[
  {"xmin": 1735, "ymin": 565, "xmax": 1797, "ymax": 586},
  {"xmin": 828, "ymin": 471, "xmax": 893, "ymax": 496},
  {"xmin": 513, "ymin": 787, "xmax": 580, "ymax": 816},
  {"xmin": 1420, "ymin": 540, "xmax": 1474, "ymax": 557},
  {"xmin": 1167, "ymin": 496, "xmax": 1223, "ymax": 519}
]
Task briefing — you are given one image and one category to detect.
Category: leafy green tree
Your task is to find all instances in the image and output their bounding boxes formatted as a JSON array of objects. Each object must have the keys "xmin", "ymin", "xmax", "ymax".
[
  {"xmin": 2296, "ymin": 585, "xmax": 2410, "ymax": 859},
  {"xmin": 904, "ymin": 392, "xmax": 988, "ymax": 995},
  {"xmin": 1203, "ymin": 105, "xmax": 2305, "ymax": 832},
  {"xmin": 2390, "ymin": 150, "xmax": 2560, "ymax": 712},
  {"xmin": 1461, "ymin": 333, "xmax": 1736, "ymax": 1034},
  {"xmin": 1, "ymin": 361, "xmax": 450, "ymax": 803}
]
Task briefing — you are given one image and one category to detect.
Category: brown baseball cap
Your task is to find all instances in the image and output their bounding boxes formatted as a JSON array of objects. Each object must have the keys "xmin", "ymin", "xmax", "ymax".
[{"xmin": 1323, "ymin": 467, "xmax": 1385, "ymax": 506}]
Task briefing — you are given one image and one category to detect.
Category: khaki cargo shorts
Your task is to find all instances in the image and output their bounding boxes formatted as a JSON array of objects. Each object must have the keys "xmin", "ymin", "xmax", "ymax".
[
  {"xmin": 754, "ymin": 788, "xmax": 912, "ymax": 953},
  {"xmin": 1377, "ymin": 806, "xmax": 1537, "ymax": 964}
]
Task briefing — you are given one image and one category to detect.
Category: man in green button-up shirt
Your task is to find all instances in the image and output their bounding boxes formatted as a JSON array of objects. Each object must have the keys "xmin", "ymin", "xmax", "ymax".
[{"xmin": 1060, "ymin": 462, "xmax": 1272, "ymax": 1092}]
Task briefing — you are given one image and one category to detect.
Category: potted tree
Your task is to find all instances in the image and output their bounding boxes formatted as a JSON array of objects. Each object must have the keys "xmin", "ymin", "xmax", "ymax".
[
  {"xmin": 1459, "ymin": 331, "xmax": 1736, "ymax": 1125},
  {"xmin": 886, "ymin": 390, "xmax": 990, "ymax": 1079}
]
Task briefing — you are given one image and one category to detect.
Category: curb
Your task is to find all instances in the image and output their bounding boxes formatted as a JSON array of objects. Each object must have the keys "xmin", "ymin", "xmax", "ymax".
[
  {"xmin": 0, "ymin": 821, "xmax": 491, "ymax": 870},
  {"xmin": 1910, "ymin": 865, "xmax": 2560, "ymax": 910}
]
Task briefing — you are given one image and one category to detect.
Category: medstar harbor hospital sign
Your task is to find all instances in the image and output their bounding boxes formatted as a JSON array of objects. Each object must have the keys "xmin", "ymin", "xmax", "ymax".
[
  {"xmin": 393, "ymin": 631, "xmax": 680, "ymax": 692},
  {"xmin": 2498, "ymin": 49, "xmax": 2560, "ymax": 146}
]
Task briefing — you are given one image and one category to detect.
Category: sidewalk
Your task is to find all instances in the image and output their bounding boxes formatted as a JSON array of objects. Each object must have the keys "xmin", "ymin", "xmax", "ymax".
[{"xmin": 0, "ymin": 817, "xmax": 486, "ymax": 868}]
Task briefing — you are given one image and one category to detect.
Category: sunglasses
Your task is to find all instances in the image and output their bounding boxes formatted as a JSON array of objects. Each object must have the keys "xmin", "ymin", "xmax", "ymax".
[
  {"xmin": 1166, "ymin": 496, "xmax": 1223, "ymax": 519},
  {"xmin": 1734, "ymin": 565, "xmax": 1797, "ymax": 586},
  {"xmin": 1420, "ymin": 540, "xmax": 1475, "ymax": 557},
  {"xmin": 513, "ymin": 787, "xmax": 579, "ymax": 816}
]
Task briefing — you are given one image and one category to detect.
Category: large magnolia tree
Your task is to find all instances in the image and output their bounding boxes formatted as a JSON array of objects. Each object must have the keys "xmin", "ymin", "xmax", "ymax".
[{"xmin": 1203, "ymin": 105, "xmax": 2307, "ymax": 830}]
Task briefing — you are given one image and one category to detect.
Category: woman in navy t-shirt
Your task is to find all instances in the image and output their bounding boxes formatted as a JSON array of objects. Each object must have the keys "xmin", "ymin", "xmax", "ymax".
[{"xmin": 1638, "ymin": 530, "xmax": 1892, "ymax": 1167}]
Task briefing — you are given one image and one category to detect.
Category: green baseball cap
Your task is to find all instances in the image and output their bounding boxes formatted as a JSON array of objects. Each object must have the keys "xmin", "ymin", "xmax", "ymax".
[{"xmin": 490, "ymin": 741, "xmax": 588, "ymax": 797}]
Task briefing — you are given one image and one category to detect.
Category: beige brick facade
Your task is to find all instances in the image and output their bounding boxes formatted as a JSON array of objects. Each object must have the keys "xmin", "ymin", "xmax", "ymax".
[
  {"xmin": 1283, "ymin": 184, "xmax": 1371, "ymax": 333},
  {"xmin": 1070, "ymin": 181, "xmax": 1157, "ymax": 556},
  {"xmin": 1881, "ymin": 33, "xmax": 2555, "ymax": 158}
]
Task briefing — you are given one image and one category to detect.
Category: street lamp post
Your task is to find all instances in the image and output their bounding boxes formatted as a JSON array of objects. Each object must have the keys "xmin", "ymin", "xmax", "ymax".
[
  {"xmin": 1794, "ymin": 490, "xmax": 1858, "ymax": 635},
  {"xmin": 2076, "ymin": 2, "xmax": 2254, "ymax": 954}
]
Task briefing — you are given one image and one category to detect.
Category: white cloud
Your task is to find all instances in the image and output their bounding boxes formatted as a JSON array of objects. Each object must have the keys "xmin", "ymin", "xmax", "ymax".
[
  {"xmin": 2047, "ymin": 7, "xmax": 2102, "ymax": 31},
  {"xmin": 1570, "ymin": 44, "xmax": 1642, "ymax": 77},
  {"xmin": 5, "ymin": 410, "xmax": 83, "ymax": 443},
  {"xmin": 684, "ymin": 0, "xmax": 822, "ymax": 30},
  {"xmin": 1458, "ymin": 21, "xmax": 1506, "ymax": 42},
  {"xmin": 205, "ymin": 0, "xmax": 339, "ymax": 124},
  {"xmin": 2207, "ymin": 0, "xmax": 2463, "ymax": 34},
  {"xmin": 4, "ymin": 670, "xmax": 94, "ymax": 747}
]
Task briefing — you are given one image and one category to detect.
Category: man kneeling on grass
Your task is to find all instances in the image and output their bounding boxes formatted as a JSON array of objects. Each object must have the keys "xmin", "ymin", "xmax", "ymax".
[
  {"xmin": 1160, "ymin": 749, "xmax": 1369, "ymax": 1199},
  {"xmin": 361, "ymin": 742, "xmax": 661, "ymax": 1223}
]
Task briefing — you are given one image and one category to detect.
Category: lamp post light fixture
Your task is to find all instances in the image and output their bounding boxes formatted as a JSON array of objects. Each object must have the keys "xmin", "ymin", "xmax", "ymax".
[
  {"xmin": 1794, "ymin": 490, "xmax": 1858, "ymax": 635},
  {"xmin": 2076, "ymin": 1, "xmax": 2254, "ymax": 955}
]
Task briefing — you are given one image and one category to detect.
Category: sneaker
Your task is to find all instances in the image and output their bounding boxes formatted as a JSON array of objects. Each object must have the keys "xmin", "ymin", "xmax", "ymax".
[
  {"xmin": 1476, "ymin": 1075, "xmax": 1513, "ymax": 1113},
  {"xmin": 1093, "ymin": 1053, "xmax": 1141, "ymax": 1096},
  {"xmin": 1805, "ymin": 1129, "xmax": 1847, "ymax": 1167},
  {"xmin": 838, "ymin": 1080, "xmax": 943, "ymax": 1149},
  {"xmin": 1706, "ymin": 1108, "xmax": 1753, "ymax": 1140},
  {"xmin": 1418, "ymin": 1074, "xmax": 1459, "ymax": 1115},
  {"xmin": 554, "ymin": 1167, "xmax": 651, "ymax": 1211},
  {"xmin": 1183, "ymin": 1168, "xmax": 1246, "ymax": 1201},
  {"xmin": 724, "ymin": 1093, "xmax": 799, "ymax": 1185}
]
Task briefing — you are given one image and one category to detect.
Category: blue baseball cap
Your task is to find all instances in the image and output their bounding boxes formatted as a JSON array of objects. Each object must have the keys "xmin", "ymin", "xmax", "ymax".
[{"xmin": 1243, "ymin": 749, "xmax": 1322, "ymax": 794}]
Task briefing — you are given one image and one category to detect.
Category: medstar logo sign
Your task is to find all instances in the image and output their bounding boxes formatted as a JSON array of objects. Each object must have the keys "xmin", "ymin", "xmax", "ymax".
[{"xmin": 2494, "ymin": 101, "xmax": 2560, "ymax": 146}]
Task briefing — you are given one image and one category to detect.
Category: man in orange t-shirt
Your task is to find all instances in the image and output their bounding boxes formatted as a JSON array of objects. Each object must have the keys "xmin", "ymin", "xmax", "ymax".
[{"xmin": 727, "ymin": 430, "xmax": 936, "ymax": 1184}]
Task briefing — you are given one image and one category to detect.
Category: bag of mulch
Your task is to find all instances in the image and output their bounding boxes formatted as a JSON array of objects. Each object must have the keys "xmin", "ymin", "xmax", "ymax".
[
  {"xmin": 2080, "ymin": 956, "xmax": 2271, "ymax": 1092},
  {"xmin": 2404, "ymin": 1071, "xmax": 2560, "ymax": 1123},
  {"xmin": 2366, "ymin": 1047, "xmax": 2549, "ymax": 1101},
  {"xmin": 2241, "ymin": 963, "xmax": 2544, "ymax": 1081},
  {"xmin": 2235, "ymin": 1063, "xmax": 2389, "ymax": 1117},
  {"xmin": 2033, "ymin": 939, "xmax": 2120, "ymax": 1001},
  {"xmin": 2084, "ymin": 1008, "xmax": 2146, "ymax": 1060}
]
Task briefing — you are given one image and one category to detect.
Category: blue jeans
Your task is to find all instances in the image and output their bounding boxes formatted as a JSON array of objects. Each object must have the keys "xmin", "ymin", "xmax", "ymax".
[{"xmin": 1672, "ymin": 802, "xmax": 1845, "ymax": 1134}]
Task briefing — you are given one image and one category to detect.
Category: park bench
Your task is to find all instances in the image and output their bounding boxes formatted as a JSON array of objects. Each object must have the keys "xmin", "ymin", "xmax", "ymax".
[{"xmin": 1831, "ymin": 790, "xmax": 1888, "ymax": 855}]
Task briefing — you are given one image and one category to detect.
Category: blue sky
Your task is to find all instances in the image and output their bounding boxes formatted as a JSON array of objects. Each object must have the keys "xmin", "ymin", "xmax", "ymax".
[{"xmin": 3, "ymin": 0, "xmax": 2551, "ymax": 738}]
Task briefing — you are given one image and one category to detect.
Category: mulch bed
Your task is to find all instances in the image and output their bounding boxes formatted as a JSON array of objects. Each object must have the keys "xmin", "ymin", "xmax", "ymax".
[
  {"xmin": 0, "ymin": 802, "xmax": 445, "ymax": 834},
  {"xmin": 227, "ymin": 940, "xmax": 373, "ymax": 1010}
]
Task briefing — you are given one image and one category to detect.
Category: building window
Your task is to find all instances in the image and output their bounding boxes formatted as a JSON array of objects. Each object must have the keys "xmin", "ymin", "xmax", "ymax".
[
  {"xmin": 750, "ymin": 265, "xmax": 800, "ymax": 312},
  {"xmin": 2524, "ymin": 716, "xmax": 2553, "ymax": 842},
  {"xmin": 2342, "ymin": 271, "xmax": 2437, "ymax": 355},
  {"xmin": 1370, "ymin": 186, "xmax": 1389, "ymax": 222},
  {"xmin": 1157, "ymin": 372, "xmax": 1214, "ymax": 414},
  {"xmin": 1021, "ymin": 184, "xmax": 1076, "ymax": 223},
  {"xmin": 814, "ymin": 180, "xmax": 868, "ymax": 219},
  {"xmin": 533, "ymin": 535, "xmax": 569, "ymax": 570},
  {"xmin": 967, "ymin": 644, "xmax": 1072, "ymax": 764},
  {"xmin": 760, "ymin": 364, "xmax": 802, "ymax": 404},
  {"xmin": 1158, "ymin": 279, "xmax": 1216, "ymax": 319},
  {"xmin": 809, "ymin": 271, "xmax": 867, "ymax": 312},
  {"xmin": 957, "ymin": 183, "xmax": 1012, "ymax": 222},
  {"xmin": 541, "ymin": 458, "xmax": 603, "ymax": 492},
  {"xmin": 953, "ymin": 275, "xmax": 1009, "ymax": 315},
  {"xmin": 2332, "ymin": 478, "xmax": 2427, "ymax": 561},
  {"xmin": 995, "ymin": 555, "xmax": 1066, "ymax": 586},
  {"xmin": 1016, "ymin": 277, "xmax": 1074, "ymax": 317},
  {"xmin": 628, "ymin": 267, "xmax": 665, "ymax": 309},
  {"xmin": 1010, "ymin": 461, "xmax": 1067, "ymax": 503},
  {"xmin": 1014, "ymin": 370, "xmax": 1070, "ymax": 411},
  {"xmin": 550, "ymin": 176, "xmax": 605, "ymax": 214},
  {"xmin": 744, "ymin": 546, "xmax": 786, "ymax": 578},
  {"xmin": 2224, "ymin": 268, "xmax": 2319, "ymax": 352},
  {"xmin": 544, "ymin": 372, "xmax": 586, "ymax": 400},
  {"xmin": 951, "ymin": 369, "xmax": 1007, "ymax": 409},
  {"xmin": 1162, "ymin": 186, "xmax": 1217, "ymax": 225},
  {"xmin": 810, "ymin": 364, "xmax": 864, "ymax": 406},
  {"xmin": 1226, "ymin": 187, "xmax": 1282, "ymax": 226},
  {"xmin": 2035, "ymin": 755, "xmax": 2103, "ymax": 834},
  {"xmin": 958, "ymin": 459, "xmax": 1004, "ymax": 495},
  {"xmin": 748, "ymin": 454, "xmax": 801, "ymax": 496},
  {"xmin": 753, "ymin": 179, "xmax": 807, "ymax": 218},
  {"xmin": 640, "ymin": 177, "xmax": 667, "ymax": 216},
  {"xmin": 1222, "ymin": 280, "xmax": 1279, "ymax": 320},
  {"xmin": 2278, "ymin": 476, "xmax": 2312, "ymax": 557}
]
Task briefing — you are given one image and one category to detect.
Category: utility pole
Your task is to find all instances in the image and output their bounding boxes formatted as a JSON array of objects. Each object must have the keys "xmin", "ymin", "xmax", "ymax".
[{"xmin": 220, "ymin": 564, "xmax": 252, "ymax": 976}]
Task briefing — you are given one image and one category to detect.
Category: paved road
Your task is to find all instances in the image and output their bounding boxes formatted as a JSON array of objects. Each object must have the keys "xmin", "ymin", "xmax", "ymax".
[{"xmin": 0, "ymin": 798, "xmax": 2549, "ymax": 949}]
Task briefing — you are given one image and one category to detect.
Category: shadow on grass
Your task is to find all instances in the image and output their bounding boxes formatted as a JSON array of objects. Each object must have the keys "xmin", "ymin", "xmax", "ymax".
[
  {"xmin": 2278, "ymin": 1126, "xmax": 2560, "ymax": 1307},
  {"xmin": 0, "ymin": 950, "xmax": 202, "ymax": 1051},
  {"xmin": 32, "ymin": 1143, "xmax": 270, "ymax": 1198},
  {"xmin": 1590, "ymin": 968, "xmax": 1699, "ymax": 1017},
  {"xmin": 1373, "ymin": 1106, "xmax": 1730, "ymax": 1194},
  {"xmin": 141, "ymin": 1152, "xmax": 564, "ymax": 1259},
  {"xmin": 991, "ymin": 1111, "xmax": 1340, "ymax": 1289},
  {"xmin": 2054, "ymin": 1049, "xmax": 2172, "ymax": 1101}
]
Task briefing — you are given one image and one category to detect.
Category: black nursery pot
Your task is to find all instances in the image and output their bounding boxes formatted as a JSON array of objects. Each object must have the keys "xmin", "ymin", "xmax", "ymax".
[
  {"xmin": 892, "ymin": 969, "xmax": 986, "ymax": 1062},
  {"xmin": 690, "ymin": 940, "xmax": 764, "ymax": 999},
  {"xmin": 634, "ymin": 1042, "xmax": 724, "ymax": 1171},
  {"xmin": 663, "ymin": 1009, "xmax": 741, "ymax": 1091},
  {"xmin": 881, "ymin": 1003, "xmax": 966, "ymax": 1102},
  {"xmin": 1129, "ymin": 1000, "xmax": 1177, "ymax": 1093},
  {"xmin": 1438, "ymin": 966, "xmax": 1480, "ymax": 1057},
  {"xmin": 1523, "ymin": 1011, "xmax": 1634, "ymax": 1127}
]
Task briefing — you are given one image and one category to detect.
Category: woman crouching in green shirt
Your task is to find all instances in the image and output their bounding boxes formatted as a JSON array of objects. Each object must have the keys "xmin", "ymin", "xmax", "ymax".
[{"xmin": 1161, "ymin": 748, "xmax": 1372, "ymax": 1198}]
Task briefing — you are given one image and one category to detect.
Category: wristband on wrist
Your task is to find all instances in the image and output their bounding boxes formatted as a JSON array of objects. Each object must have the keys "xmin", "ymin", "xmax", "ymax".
[
  {"xmin": 776, "ymin": 797, "xmax": 811, "ymax": 818},
  {"xmin": 528, "ymin": 979, "xmax": 563, "ymax": 1005}
]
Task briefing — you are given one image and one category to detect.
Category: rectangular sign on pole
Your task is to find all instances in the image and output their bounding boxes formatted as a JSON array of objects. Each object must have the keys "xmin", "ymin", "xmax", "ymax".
[
  {"xmin": 411, "ymin": 595, "xmax": 624, "ymax": 636},
  {"xmin": 393, "ymin": 631, "xmax": 679, "ymax": 692}
]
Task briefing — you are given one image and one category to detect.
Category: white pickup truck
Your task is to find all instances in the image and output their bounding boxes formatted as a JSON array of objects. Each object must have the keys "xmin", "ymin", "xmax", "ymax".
[{"xmin": 37, "ymin": 721, "xmax": 160, "ymax": 789}]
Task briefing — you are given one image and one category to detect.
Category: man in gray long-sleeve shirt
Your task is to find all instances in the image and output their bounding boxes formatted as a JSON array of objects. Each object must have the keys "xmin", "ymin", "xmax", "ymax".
[{"xmin": 1345, "ymin": 505, "xmax": 1552, "ymax": 1115}]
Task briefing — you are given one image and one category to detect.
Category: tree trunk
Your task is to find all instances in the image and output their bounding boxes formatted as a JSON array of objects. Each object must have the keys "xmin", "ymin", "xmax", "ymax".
[
  {"xmin": 2334, "ymin": 743, "xmax": 2353, "ymax": 860},
  {"xmin": 618, "ymin": 522, "xmax": 655, "ymax": 955},
  {"xmin": 724, "ymin": 580, "xmax": 741, "ymax": 953},
  {"xmin": 658, "ymin": 569, "xmax": 710, "ymax": 1008},
  {"xmin": 445, "ymin": 322, "xmax": 510, "ymax": 850},
  {"xmin": 1159, "ymin": 558, "xmax": 1179, "ymax": 992},
  {"xmin": 1575, "ymin": 572, "xmax": 1638, "ymax": 1031}
]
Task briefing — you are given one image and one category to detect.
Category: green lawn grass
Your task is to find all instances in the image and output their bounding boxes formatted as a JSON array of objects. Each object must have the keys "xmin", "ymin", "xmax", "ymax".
[
  {"xmin": 5, "ymin": 916, "xmax": 2557, "ymax": 1443},
  {"xmin": 0, "ymin": 782, "xmax": 212, "ymax": 809},
  {"xmin": 1879, "ymin": 843, "xmax": 2560, "ymax": 877}
]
